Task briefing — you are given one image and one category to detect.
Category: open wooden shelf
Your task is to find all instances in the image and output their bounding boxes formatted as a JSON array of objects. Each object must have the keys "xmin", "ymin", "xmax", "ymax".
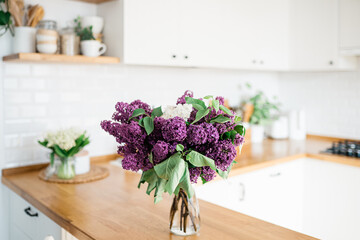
[
  {"xmin": 3, "ymin": 53, "xmax": 120, "ymax": 64},
  {"xmin": 73, "ymin": 0, "xmax": 114, "ymax": 4}
]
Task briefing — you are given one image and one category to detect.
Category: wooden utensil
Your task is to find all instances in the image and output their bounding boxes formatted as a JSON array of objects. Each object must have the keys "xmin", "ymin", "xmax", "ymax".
[
  {"xmin": 26, "ymin": 5, "xmax": 38, "ymax": 26},
  {"xmin": 8, "ymin": 0, "xmax": 22, "ymax": 26},
  {"xmin": 28, "ymin": 5, "xmax": 44, "ymax": 27},
  {"xmin": 16, "ymin": 0, "xmax": 24, "ymax": 23}
]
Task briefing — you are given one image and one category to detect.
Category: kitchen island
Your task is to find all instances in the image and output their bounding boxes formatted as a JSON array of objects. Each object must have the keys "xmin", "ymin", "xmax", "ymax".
[{"xmin": 3, "ymin": 136, "xmax": 353, "ymax": 240}]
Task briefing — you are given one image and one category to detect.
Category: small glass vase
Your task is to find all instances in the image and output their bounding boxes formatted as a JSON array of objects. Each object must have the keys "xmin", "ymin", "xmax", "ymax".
[
  {"xmin": 56, "ymin": 157, "xmax": 76, "ymax": 180},
  {"xmin": 169, "ymin": 188, "xmax": 200, "ymax": 236}
]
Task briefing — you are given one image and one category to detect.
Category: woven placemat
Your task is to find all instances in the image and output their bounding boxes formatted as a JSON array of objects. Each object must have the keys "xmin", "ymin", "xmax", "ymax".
[{"xmin": 39, "ymin": 165, "xmax": 109, "ymax": 184}]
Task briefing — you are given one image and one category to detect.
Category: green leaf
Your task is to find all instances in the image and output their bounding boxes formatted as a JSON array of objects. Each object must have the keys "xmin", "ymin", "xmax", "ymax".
[
  {"xmin": 154, "ymin": 152, "xmax": 182, "ymax": 179},
  {"xmin": 143, "ymin": 117, "xmax": 154, "ymax": 135},
  {"xmin": 234, "ymin": 125, "xmax": 246, "ymax": 136},
  {"xmin": 213, "ymin": 99, "xmax": 220, "ymax": 112},
  {"xmin": 50, "ymin": 152, "xmax": 55, "ymax": 166},
  {"xmin": 216, "ymin": 161, "xmax": 236, "ymax": 179},
  {"xmin": 192, "ymin": 108, "xmax": 210, "ymax": 124},
  {"xmin": 185, "ymin": 97, "xmax": 207, "ymax": 110},
  {"xmin": 0, "ymin": 11, "xmax": 11, "ymax": 26},
  {"xmin": 154, "ymin": 178, "xmax": 167, "ymax": 204},
  {"xmin": 176, "ymin": 164, "xmax": 194, "ymax": 199},
  {"xmin": 151, "ymin": 106, "xmax": 163, "ymax": 118},
  {"xmin": 221, "ymin": 131, "xmax": 231, "ymax": 140},
  {"xmin": 138, "ymin": 169, "xmax": 159, "ymax": 195},
  {"xmin": 219, "ymin": 105, "xmax": 233, "ymax": 116},
  {"xmin": 130, "ymin": 108, "xmax": 146, "ymax": 119},
  {"xmin": 148, "ymin": 152, "xmax": 154, "ymax": 164},
  {"xmin": 186, "ymin": 151, "xmax": 216, "ymax": 171},
  {"xmin": 234, "ymin": 116, "xmax": 242, "ymax": 123},
  {"xmin": 210, "ymin": 115, "xmax": 231, "ymax": 124},
  {"xmin": 192, "ymin": 103, "xmax": 205, "ymax": 111},
  {"xmin": 154, "ymin": 152, "xmax": 186, "ymax": 195},
  {"xmin": 176, "ymin": 144, "xmax": 184, "ymax": 152},
  {"xmin": 203, "ymin": 95, "xmax": 213, "ymax": 100},
  {"xmin": 138, "ymin": 118, "xmax": 145, "ymax": 127},
  {"xmin": 38, "ymin": 140, "xmax": 48, "ymax": 147},
  {"xmin": 53, "ymin": 145, "xmax": 67, "ymax": 158}
]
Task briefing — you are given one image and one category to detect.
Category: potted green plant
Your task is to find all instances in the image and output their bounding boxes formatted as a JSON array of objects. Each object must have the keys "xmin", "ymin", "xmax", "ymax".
[
  {"xmin": 0, "ymin": 0, "xmax": 14, "ymax": 57},
  {"xmin": 246, "ymin": 91, "xmax": 280, "ymax": 143},
  {"xmin": 74, "ymin": 17, "xmax": 106, "ymax": 57},
  {"xmin": 38, "ymin": 128, "xmax": 90, "ymax": 180}
]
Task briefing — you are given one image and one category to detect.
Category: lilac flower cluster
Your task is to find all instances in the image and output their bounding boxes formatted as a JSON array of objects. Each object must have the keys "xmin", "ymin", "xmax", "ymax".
[{"xmin": 101, "ymin": 91, "xmax": 244, "ymax": 185}]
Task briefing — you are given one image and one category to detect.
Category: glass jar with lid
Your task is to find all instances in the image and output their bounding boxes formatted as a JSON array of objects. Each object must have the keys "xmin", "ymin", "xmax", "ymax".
[
  {"xmin": 59, "ymin": 27, "xmax": 80, "ymax": 56},
  {"xmin": 36, "ymin": 20, "xmax": 59, "ymax": 54}
]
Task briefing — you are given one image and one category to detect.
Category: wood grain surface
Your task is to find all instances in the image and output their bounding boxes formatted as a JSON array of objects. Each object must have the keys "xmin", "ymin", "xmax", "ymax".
[{"xmin": 4, "ymin": 137, "xmax": 354, "ymax": 240}]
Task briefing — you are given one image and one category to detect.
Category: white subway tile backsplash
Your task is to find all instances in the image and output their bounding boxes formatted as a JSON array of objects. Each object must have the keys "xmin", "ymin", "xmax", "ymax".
[
  {"xmin": 20, "ymin": 106, "xmax": 47, "ymax": 118},
  {"xmin": 19, "ymin": 78, "xmax": 46, "ymax": 90},
  {"xmin": 4, "ymin": 92, "xmax": 32, "ymax": 104},
  {"xmin": 4, "ymin": 106, "xmax": 19, "ymax": 119},
  {"xmin": 34, "ymin": 93, "xmax": 50, "ymax": 103},
  {"xmin": 31, "ymin": 64, "xmax": 59, "ymax": 77},
  {"xmin": 4, "ymin": 64, "xmax": 31, "ymax": 76},
  {"xmin": 3, "ymin": 78, "xmax": 18, "ymax": 90},
  {"xmin": 59, "ymin": 92, "xmax": 82, "ymax": 103}
]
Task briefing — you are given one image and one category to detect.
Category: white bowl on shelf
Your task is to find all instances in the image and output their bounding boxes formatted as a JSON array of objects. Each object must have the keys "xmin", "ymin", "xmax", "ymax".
[{"xmin": 81, "ymin": 16, "xmax": 104, "ymax": 34}]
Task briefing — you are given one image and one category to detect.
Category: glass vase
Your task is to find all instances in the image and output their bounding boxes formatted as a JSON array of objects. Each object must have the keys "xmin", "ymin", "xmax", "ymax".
[
  {"xmin": 56, "ymin": 157, "xmax": 76, "ymax": 180},
  {"xmin": 169, "ymin": 188, "xmax": 200, "ymax": 236}
]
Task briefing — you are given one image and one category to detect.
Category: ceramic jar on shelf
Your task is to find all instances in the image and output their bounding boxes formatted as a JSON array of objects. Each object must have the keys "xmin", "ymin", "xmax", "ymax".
[{"xmin": 36, "ymin": 20, "xmax": 58, "ymax": 54}]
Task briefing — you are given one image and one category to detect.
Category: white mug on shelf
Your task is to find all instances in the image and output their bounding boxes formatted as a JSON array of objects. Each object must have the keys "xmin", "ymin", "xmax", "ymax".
[
  {"xmin": 13, "ymin": 26, "xmax": 36, "ymax": 53},
  {"xmin": 81, "ymin": 40, "xmax": 106, "ymax": 57}
]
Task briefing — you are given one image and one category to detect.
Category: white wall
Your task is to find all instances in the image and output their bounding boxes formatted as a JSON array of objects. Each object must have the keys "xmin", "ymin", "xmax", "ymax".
[
  {"xmin": 279, "ymin": 69, "xmax": 360, "ymax": 140},
  {"xmin": 1, "ymin": 63, "xmax": 280, "ymax": 167}
]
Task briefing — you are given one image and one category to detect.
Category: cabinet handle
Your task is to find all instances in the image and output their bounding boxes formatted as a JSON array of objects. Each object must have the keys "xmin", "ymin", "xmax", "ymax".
[
  {"xmin": 184, "ymin": 55, "xmax": 188, "ymax": 59},
  {"xmin": 252, "ymin": 60, "xmax": 257, "ymax": 64},
  {"xmin": 269, "ymin": 172, "xmax": 281, "ymax": 177},
  {"xmin": 239, "ymin": 182, "xmax": 245, "ymax": 201},
  {"xmin": 24, "ymin": 207, "xmax": 39, "ymax": 217},
  {"xmin": 329, "ymin": 61, "xmax": 334, "ymax": 65},
  {"xmin": 259, "ymin": 60, "xmax": 264, "ymax": 65},
  {"xmin": 172, "ymin": 54, "xmax": 177, "ymax": 59}
]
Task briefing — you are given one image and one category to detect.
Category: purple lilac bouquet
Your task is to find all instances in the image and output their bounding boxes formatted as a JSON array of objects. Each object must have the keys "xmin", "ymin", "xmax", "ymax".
[{"xmin": 101, "ymin": 91, "xmax": 245, "ymax": 203}]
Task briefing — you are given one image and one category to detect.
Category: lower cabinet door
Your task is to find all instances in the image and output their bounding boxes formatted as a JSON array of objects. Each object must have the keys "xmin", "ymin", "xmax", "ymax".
[
  {"xmin": 10, "ymin": 224, "xmax": 32, "ymax": 240},
  {"xmin": 37, "ymin": 213, "xmax": 62, "ymax": 240},
  {"xmin": 10, "ymin": 191, "xmax": 62, "ymax": 240}
]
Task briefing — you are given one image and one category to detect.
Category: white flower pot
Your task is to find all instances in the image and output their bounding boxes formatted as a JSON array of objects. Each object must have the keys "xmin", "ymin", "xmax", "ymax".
[
  {"xmin": 0, "ymin": 30, "xmax": 13, "ymax": 58},
  {"xmin": 251, "ymin": 125, "xmax": 265, "ymax": 143}
]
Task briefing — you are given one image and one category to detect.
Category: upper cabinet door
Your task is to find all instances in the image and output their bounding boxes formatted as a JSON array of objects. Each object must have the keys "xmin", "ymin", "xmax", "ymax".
[
  {"xmin": 123, "ymin": 0, "xmax": 180, "ymax": 66},
  {"xmin": 339, "ymin": 0, "xmax": 360, "ymax": 50},
  {"xmin": 289, "ymin": 0, "xmax": 339, "ymax": 70},
  {"xmin": 178, "ymin": 0, "xmax": 289, "ymax": 70},
  {"xmin": 178, "ymin": 0, "xmax": 251, "ymax": 69}
]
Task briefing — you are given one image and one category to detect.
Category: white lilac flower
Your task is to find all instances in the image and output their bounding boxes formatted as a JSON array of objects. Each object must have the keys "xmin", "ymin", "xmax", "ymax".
[
  {"xmin": 45, "ymin": 128, "xmax": 83, "ymax": 151},
  {"xmin": 161, "ymin": 104, "xmax": 193, "ymax": 121}
]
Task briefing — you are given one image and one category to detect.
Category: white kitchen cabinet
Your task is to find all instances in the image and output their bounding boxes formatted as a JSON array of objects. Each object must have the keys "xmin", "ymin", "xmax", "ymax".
[
  {"xmin": 339, "ymin": 0, "xmax": 360, "ymax": 53},
  {"xmin": 196, "ymin": 159, "xmax": 303, "ymax": 232},
  {"xmin": 123, "ymin": 0, "xmax": 180, "ymax": 66},
  {"xmin": 288, "ymin": 0, "xmax": 357, "ymax": 70},
  {"xmin": 100, "ymin": 0, "xmax": 356, "ymax": 71},
  {"xmin": 10, "ymin": 191, "xmax": 62, "ymax": 240},
  {"xmin": 101, "ymin": 0, "xmax": 290, "ymax": 70}
]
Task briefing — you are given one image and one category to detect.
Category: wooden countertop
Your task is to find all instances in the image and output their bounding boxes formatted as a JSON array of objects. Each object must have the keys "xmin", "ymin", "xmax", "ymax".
[{"xmin": 5, "ymin": 137, "xmax": 358, "ymax": 240}]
